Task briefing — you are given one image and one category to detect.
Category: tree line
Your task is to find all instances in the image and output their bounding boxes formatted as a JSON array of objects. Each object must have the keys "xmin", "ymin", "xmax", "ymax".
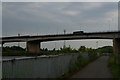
[{"xmin": 2, "ymin": 45, "xmax": 113, "ymax": 56}]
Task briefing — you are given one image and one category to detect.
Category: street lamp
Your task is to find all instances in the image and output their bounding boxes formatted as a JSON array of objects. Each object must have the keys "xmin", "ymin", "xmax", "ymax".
[
  {"xmin": 63, "ymin": 29, "xmax": 66, "ymax": 48},
  {"xmin": 18, "ymin": 33, "xmax": 20, "ymax": 47}
]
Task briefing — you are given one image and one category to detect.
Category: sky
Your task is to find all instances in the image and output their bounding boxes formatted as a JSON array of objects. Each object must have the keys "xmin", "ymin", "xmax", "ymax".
[
  {"xmin": 2, "ymin": 2, "xmax": 118, "ymax": 49},
  {"xmin": 0, "ymin": 2, "xmax": 2, "ymax": 38}
]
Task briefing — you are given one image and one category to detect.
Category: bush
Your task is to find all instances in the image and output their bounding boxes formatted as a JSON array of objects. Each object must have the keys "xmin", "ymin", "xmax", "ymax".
[{"xmin": 59, "ymin": 53, "xmax": 99, "ymax": 78}]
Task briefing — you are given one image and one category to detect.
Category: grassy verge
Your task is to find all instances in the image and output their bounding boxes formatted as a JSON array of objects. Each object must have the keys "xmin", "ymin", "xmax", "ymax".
[
  {"xmin": 108, "ymin": 54, "xmax": 120, "ymax": 80},
  {"xmin": 58, "ymin": 54, "xmax": 100, "ymax": 79}
]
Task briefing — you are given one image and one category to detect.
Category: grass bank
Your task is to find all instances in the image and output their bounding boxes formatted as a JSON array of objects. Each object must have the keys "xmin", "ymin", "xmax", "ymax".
[
  {"xmin": 58, "ymin": 53, "xmax": 100, "ymax": 79},
  {"xmin": 108, "ymin": 54, "xmax": 120, "ymax": 80}
]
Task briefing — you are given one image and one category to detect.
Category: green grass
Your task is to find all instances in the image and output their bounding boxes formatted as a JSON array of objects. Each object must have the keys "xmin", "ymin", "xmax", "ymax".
[
  {"xmin": 108, "ymin": 54, "xmax": 120, "ymax": 80},
  {"xmin": 2, "ymin": 51, "xmax": 27, "ymax": 56},
  {"xmin": 58, "ymin": 54, "xmax": 99, "ymax": 79}
]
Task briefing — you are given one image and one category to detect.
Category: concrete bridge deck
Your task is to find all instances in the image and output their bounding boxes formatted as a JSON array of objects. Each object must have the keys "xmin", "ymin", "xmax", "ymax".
[
  {"xmin": 1, "ymin": 31, "xmax": 120, "ymax": 56},
  {"xmin": 1, "ymin": 31, "xmax": 120, "ymax": 43}
]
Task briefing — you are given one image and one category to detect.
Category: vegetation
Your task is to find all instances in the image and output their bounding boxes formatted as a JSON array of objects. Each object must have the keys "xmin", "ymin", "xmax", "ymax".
[
  {"xmin": 108, "ymin": 53, "xmax": 120, "ymax": 80},
  {"xmin": 2, "ymin": 45, "xmax": 113, "ymax": 56},
  {"xmin": 97, "ymin": 46, "xmax": 113, "ymax": 53},
  {"xmin": 58, "ymin": 53, "xmax": 99, "ymax": 79},
  {"xmin": 2, "ymin": 45, "xmax": 115, "ymax": 79},
  {"xmin": 2, "ymin": 46, "xmax": 26, "ymax": 56}
]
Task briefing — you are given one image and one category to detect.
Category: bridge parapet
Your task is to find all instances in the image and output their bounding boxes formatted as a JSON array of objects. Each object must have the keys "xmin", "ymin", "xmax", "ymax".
[{"xmin": 1, "ymin": 31, "xmax": 120, "ymax": 54}]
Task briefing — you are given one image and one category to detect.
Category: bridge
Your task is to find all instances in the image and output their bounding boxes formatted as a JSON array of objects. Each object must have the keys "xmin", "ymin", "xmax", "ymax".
[{"xmin": 1, "ymin": 31, "xmax": 120, "ymax": 54}]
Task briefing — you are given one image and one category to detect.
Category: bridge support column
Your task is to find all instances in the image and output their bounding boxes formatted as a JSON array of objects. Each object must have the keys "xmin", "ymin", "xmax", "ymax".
[
  {"xmin": 113, "ymin": 38, "xmax": 120, "ymax": 64},
  {"xmin": 26, "ymin": 41, "xmax": 40, "ymax": 53},
  {"xmin": 113, "ymin": 38, "xmax": 120, "ymax": 54}
]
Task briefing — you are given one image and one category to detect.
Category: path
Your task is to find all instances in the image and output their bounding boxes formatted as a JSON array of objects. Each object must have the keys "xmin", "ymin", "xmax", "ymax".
[{"xmin": 71, "ymin": 56, "xmax": 113, "ymax": 78}]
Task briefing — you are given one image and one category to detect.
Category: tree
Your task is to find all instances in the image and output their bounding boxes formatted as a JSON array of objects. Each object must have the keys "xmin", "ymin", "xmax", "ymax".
[
  {"xmin": 97, "ymin": 46, "xmax": 113, "ymax": 53},
  {"xmin": 78, "ymin": 46, "xmax": 86, "ymax": 52},
  {"xmin": 53, "ymin": 48, "xmax": 56, "ymax": 51},
  {"xmin": 45, "ymin": 48, "xmax": 48, "ymax": 51}
]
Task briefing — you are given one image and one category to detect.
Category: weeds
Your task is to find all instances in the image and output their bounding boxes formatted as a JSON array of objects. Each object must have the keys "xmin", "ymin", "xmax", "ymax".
[{"xmin": 108, "ymin": 53, "xmax": 120, "ymax": 80}]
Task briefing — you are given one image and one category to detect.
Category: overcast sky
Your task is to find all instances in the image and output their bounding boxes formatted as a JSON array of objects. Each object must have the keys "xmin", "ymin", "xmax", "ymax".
[{"xmin": 2, "ymin": 2, "xmax": 118, "ymax": 49}]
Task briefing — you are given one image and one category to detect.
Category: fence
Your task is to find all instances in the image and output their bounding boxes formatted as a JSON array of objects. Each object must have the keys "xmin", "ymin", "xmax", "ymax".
[
  {"xmin": 2, "ymin": 53, "xmax": 81, "ymax": 78},
  {"xmin": 2, "ymin": 52, "xmax": 98, "ymax": 78}
]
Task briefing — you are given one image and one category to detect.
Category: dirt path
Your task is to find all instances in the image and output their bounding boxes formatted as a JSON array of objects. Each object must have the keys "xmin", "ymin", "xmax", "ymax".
[{"xmin": 71, "ymin": 56, "xmax": 113, "ymax": 78}]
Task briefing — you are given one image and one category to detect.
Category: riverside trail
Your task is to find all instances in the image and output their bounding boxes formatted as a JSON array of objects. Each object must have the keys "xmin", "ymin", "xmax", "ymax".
[{"xmin": 71, "ymin": 56, "xmax": 113, "ymax": 78}]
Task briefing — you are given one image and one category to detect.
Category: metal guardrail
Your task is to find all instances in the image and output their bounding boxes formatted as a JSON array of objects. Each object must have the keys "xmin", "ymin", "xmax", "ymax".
[
  {"xmin": 2, "ymin": 53, "xmax": 81, "ymax": 78},
  {"xmin": 2, "ymin": 54, "xmax": 67, "ymax": 62}
]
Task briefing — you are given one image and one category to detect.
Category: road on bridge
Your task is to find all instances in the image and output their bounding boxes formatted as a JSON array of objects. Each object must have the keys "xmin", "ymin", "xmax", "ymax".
[{"xmin": 71, "ymin": 56, "xmax": 113, "ymax": 78}]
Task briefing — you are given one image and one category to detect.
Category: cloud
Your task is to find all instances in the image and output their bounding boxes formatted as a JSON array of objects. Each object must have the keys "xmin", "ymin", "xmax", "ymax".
[
  {"xmin": 61, "ymin": 10, "xmax": 80, "ymax": 16},
  {"xmin": 2, "ymin": 2, "xmax": 117, "ymax": 49},
  {"xmin": 0, "ymin": 2, "xmax": 2, "ymax": 37},
  {"xmin": 2, "ymin": 2, "xmax": 118, "ymax": 36},
  {"xmin": 2, "ymin": 0, "xmax": 119, "ymax": 2}
]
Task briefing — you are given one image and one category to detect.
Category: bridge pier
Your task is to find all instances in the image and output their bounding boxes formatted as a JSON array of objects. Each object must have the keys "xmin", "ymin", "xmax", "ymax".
[
  {"xmin": 26, "ymin": 41, "xmax": 40, "ymax": 53},
  {"xmin": 113, "ymin": 38, "xmax": 120, "ymax": 54},
  {"xmin": 113, "ymin": 38, "xmax": 120, "ymax": 64}
]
